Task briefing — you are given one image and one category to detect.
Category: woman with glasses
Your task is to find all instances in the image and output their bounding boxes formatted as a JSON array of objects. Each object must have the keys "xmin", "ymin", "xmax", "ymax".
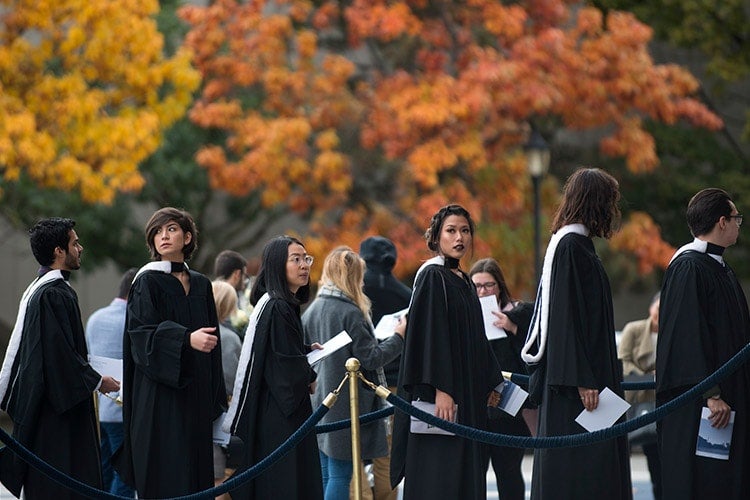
[
  {"xmin": 223, "ymin": 235, "xmax": 323, "ymax": 499},
  {"xmin": 391, "ymin": 204, "xmax": 502, "ymax": 500},
  {"xmin": 302, "ymin": 246, "xmax": 406, "ymax": 500},
  {"xmin": 469, "ymin": 258, "xmax": 533, "ymax": 500}
]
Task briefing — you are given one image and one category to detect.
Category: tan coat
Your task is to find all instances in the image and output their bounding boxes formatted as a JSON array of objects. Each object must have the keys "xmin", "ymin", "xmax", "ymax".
[{"xmin": 618, "ymin": 317, "xmax": 656, "ymax": 404}]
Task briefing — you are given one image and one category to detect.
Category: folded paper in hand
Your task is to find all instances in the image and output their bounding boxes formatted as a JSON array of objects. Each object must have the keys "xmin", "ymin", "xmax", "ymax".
[
  {"xmin": 409, "ymin": 400, "xmax": 456, "ymax": 436},
  {"xmin": 695, "ymin": 407, "xmax": 735, "ymax": 460},
  {"xmin": 373, "ymin": 308, "xmax": 409, "ymax": 340},
  {"xmin": 306, "ymin": 330, "xmax": 353, "ymax": 366},
  {"xmin": 492, "ymin": 379, "xmax": 528, "ymax": 417}
]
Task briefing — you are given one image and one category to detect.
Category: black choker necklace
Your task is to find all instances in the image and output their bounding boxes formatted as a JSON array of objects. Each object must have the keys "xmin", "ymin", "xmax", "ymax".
[
  {"xmin": 170, "ymin": 261, "xmax": 187, "ymax": 273},
  {"xmin": 706, "ymin": 242, "xmax": 725, "ymax": 256},
  {"xmin": 444, "ymin": 256, "xmax": 460, "ymax": 269}
]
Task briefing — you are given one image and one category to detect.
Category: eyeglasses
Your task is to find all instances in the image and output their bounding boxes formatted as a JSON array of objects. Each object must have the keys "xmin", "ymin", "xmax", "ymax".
[
  {"xmin": 474, "ymin": 282, "xmax": 497, "ymax": 291},
  {"xmin": 288, "ymin": 254, "xmax": 314, "ymax": 266},
  {"xmin": 727, "ymin": 214, "xmax": 743, "ymax": 227}
]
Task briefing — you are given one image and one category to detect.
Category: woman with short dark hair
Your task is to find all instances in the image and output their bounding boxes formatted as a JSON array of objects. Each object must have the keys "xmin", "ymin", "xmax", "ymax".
[{"xmin": 115, "ymin": 207, "xmax": 226, "ymax": 498}]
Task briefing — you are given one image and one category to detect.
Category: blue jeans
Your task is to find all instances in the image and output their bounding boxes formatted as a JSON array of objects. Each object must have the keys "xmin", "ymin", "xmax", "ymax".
[
  {"xmin": 100, "ymin": 422, "xmax": 135, "ymax": 497},
  {"xmin": 319, "ymin": 451, "xmax": 352, "ymax": 500}
]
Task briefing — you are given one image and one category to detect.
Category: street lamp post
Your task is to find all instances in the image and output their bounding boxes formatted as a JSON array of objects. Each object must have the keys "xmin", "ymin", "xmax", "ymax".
[{"xmin": 525, "ymin": 130, "xmax": 550, "ymax": 291}]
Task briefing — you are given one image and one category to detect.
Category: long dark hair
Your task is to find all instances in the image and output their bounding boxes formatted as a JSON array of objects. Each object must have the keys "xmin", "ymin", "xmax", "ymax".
[
  {"xmin": 468, "ymin": 258, "xmax": 513, "ymax": 308},
  {"xmin": 551, "ymin": 168, "xmax": 620, "ymax": 238},
  {"xmin": 250, "ymin": 235, "xmax": 310, "ymax": 305}
]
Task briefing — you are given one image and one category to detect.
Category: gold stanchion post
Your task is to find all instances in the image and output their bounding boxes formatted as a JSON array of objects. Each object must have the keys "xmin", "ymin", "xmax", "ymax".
[{"xmin": 346, "ymin": 357, "xmax": 363, "ymax": 500}]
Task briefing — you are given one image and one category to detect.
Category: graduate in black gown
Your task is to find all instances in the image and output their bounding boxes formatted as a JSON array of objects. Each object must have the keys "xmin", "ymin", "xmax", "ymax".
[
  {"xmin": 114, "ymin": 207, "xmax": 226, "ymax": 498},
  {"xmin": 223, "ymin": 235, "xmax": 323, "ymax": 500},
  {"xmin": 520, "ymin": 168, "xmax": 631, "ymax": 500},
  {"xmin": 656, "ymin": 188, "xmax": 750, "ymax": 500},
  {"xmin": 469, "ymin": 258, "xmax": 532, "ymax": 500},
  {"xmin": 391, "ymin": 204, "xmax": 502, "ymax": 500},
  {"xmin": 0, "ymin": 218, "xmax": 120, "ymax": 499}
]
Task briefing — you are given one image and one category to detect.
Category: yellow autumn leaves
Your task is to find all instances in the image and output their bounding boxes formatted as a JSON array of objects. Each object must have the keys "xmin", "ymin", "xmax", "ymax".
[{"xmin": 0, "ymin": 0, "xmax": 199, "ymax": 203}]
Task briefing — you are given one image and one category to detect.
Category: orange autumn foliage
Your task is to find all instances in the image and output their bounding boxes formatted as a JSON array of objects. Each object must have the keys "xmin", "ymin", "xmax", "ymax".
[
  {"xmin": 610, "ymin": 212, "xmax": 675, "ymax": 274},
  {"xmin": 179, "ymin": 0, "xmax": 720, "ymax": 293}
]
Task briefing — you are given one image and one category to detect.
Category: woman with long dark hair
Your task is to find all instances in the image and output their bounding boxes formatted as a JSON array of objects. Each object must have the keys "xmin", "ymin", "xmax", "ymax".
[
  {"xmin": 521, "ymin": 168, "xmax": 631, "ymax": 499},
  {"xmin": 224, "ymin": 235, "xmax": 323, "ymax": 500}
]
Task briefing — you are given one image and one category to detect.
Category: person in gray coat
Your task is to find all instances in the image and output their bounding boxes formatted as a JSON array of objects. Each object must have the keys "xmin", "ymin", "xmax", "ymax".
[{"xmin": 303, "ymin": 246, "xmax": 406, "ymax": 500}]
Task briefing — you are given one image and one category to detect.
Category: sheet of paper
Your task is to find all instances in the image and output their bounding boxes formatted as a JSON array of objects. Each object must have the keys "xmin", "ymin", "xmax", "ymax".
[
  {"xmin": 88, "ymin": 355, "xmax": 123, "ymax": 381},
  {"xmin": 575, "ymin": 387, "xmax": 630, "ymax": 432},
  {"xmin": 307, "ymin": 330, "xmax": 353, "ymax": 366},
  {"xmin": 480, "ymin": 295, "xmax": 507, "ymax": 340},
  {"xmin": 212, "ymin": 413, "xmax": 231, "ymax": 445},
  {"xmin": 373, "ymin": 308, "xmax": 409, "ymax": 340},
  {"xmin": 695, "ymin": 407, "xmax": 735, "ymax": 460},
  {"xmin": 409, "ymin": 400, "xmax": 456, "ymax": 436},
  {"xmin": 492, "ymin": 379, "xmax": 529, "ymax": 417},
  {"xmin": 89, "ymin": 354, "xmax": 124, "ymax": 400}
]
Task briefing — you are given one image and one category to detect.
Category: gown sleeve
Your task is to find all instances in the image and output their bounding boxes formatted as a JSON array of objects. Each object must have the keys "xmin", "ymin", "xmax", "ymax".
[
  {"xmin": 40, "ymin": 285, "xmax": 101, "ymax": 415},
  {"xmin": 126, "ymin": 273, "xmax": 189, "ymax": 388},
  {"xmin": 263, "ymin": 302, "xmax": 317, "ymax": 417},
  {"xmin": 399, "ymin": 266, "xmax": 456, "ymax": 398},
  {"xmin": 655, "ymin": 256, "xmax": 711, "ymax": 394},
  {"xmin": 544, "ymin": 238, "xmax": 599, "ymax": 391}
]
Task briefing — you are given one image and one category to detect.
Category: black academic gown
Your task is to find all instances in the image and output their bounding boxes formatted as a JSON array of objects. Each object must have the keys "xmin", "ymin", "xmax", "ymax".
[
  {"xmin": 485, "ymin": 302, "xmax": 533, "ymax": 500},
  {"xmin": 113, "ymin": 270, "xmax": 226, "ymax": 498},
  {"xmin": 0, "ymin": 279, "xmax": 102, "ymax": 499},
  {"xmin": 530, "ymin": 234, "xmax": 631, "ymax": 500},
  {"xmin": 391, "ymin": 262, "xmax": 502, "ymax": 500},
  {"xmin": 656, "ymin": 250, "xmax": 750, "ymax": 500},
  {"xmin": 228, "ymin": 298, "xmax": 322, "ymax": 500}
]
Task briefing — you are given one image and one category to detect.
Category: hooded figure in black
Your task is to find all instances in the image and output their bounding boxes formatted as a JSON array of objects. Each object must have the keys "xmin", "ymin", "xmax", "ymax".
[
  {"xmin": 656, "ymin": 188, "xmax": 750, "ymax": 500},
  {"xmin": 360, "ymin": 236, "xmax": 412, "ymax": 387}
]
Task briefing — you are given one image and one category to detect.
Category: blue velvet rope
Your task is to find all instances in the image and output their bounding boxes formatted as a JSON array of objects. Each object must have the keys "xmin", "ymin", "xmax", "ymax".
[
  {"xmin": 315, "ymin": 405, "xmax": 394, "ymax": 433},
  {"xmin": 0, "ymin": 403, "xmax": 330, "ymax": 500},
  {"xmin": 387, "ymin": 342, "xmax": 750, "ymax": 449},
  {"xmin": 509, "ymin": 372, "xmax": 655, "ymax": 391},
  {"xmin": 2, "ymin": 342, "xmax": 748, "ymax": 498}
]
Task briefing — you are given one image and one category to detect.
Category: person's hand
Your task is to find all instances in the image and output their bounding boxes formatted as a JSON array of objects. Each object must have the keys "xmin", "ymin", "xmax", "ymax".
[
  {"xmin": 309, "ymin": 380, "xmax": 317, "ymax": 395},
  {"xmin": 487, "ymin": 390, "xmax": 501, "ymax": 408},
  {"xmin": 491, "ymin": 311, "xmax": 518, "ymax": 335},
  {"xmin": 190, "ymin": 327, "xmax": 218, "ymax": 353},
  {"xmin": 99, "ymin": 376, "xmax": 120, "ymax": 394},
  {"xmin": 578, "ymin": 387, "xmax": 599, "ymax": 411},
  {"xmin": 435, "ymin": 389, "xmax": 456, "ymax": 422},
  {"xmin": 707, "ymin": 397, "xmax": 731, "ymax": 428},
  {"xmin": 394, "ymin": 315, "xmax": 407, "ymax": 338},
  {"xmin": 310, "ymin": 342, "xmax": 324, "ymax": 350}
]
